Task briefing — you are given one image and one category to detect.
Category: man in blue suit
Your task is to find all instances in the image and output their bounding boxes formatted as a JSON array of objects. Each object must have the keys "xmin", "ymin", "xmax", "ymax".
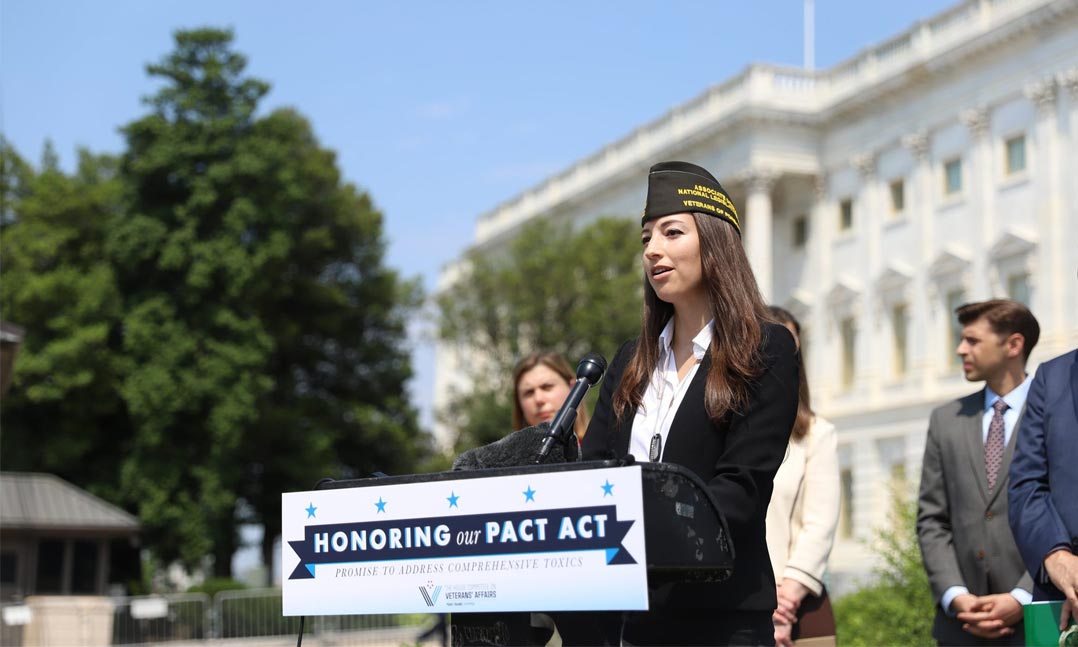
[{"xmin": 1008, "ymin": 347, "xmax": 1078, "ymax": 629}]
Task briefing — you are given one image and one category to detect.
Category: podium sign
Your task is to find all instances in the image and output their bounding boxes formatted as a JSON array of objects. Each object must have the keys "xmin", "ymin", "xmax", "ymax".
[{"xmin": 282, "ymin": 465, "xmax": 648, "ymax": 616}]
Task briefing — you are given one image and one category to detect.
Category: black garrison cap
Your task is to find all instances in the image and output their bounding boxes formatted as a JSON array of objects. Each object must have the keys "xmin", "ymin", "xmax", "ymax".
[{"xmin": 641, "ymin": 161, "xmax": 740, "ymax": 236}]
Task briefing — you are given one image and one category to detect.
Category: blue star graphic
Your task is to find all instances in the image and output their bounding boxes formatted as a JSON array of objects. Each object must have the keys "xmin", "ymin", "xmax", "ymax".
[
  {"xmin": 601, "ymin": 480, "xmax": 615, "ymax": 497},
  {"xmin": 523, "ymin": 486, "xmax": 536, "ymax": 502},
  {"xmin": 375, "ymin": 497, "xmax": 387, "ymax": 513},
  {"xmin": 447, "ymin": 492, "xmax": 460, "ymax": 508},
  {"xmin": 305, "ymin": 502, "xmax": 317, "ymax": 518}
]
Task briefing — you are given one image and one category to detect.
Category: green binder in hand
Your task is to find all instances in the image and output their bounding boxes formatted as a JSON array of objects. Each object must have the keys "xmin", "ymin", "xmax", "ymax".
[{"xmin": 1024, "ymin": 601, "xmax": 1078, "ymax": 647}]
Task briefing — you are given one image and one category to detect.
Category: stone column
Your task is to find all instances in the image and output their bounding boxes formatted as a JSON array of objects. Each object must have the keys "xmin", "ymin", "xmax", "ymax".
[
  {"xmin": 960, "ymin": 106, "xmax": 991, "ymax": 299},
  {"xmin": 809, "ymin": 174, "xmax": 831, "ymax": 409},
  {"xmin": 1024, "ymin": 77, "xmax": 1062, "ymax": 339},
  {"xmin": 1058, "ymin": 69, "xmax": 1078, "ymax": 349},
  {"xmin": 852, "ymin": 153, "xmax": 882, "ymax": 404},
  {"xmin": 743, "ymin": 169, "xmax": 780, "ymax": 302},
  {"xmin": 852, "ymin": 153, "xmax": 879, "ymax": 276},
  {"xmin": 901, "ymin": 130, "xmax": 933, "ymax": 392}
]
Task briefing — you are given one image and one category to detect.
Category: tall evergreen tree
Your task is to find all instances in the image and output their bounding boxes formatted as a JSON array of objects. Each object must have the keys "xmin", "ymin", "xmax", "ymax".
[
  {"xmin": 0, "ymin": 142, "xmax": 129, "ymax": 496},
  {"xmin": 2, "ymin": 29, "xmax": 426, "ymax": 580},
  {"xmin": 112, "ymin": 28, "xmax": 426, "ymax": 576}
]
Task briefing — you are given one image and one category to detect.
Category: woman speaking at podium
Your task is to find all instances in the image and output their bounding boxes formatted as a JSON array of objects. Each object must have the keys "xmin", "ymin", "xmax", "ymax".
[{"xmin": 578, "ymin": 161, "xmax": 799, "ymax": 646}]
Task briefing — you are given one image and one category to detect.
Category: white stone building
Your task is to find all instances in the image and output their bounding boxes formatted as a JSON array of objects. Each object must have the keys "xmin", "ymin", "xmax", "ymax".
[{"xmin": 435, "ymin": 0, "xmax": 1078, "ymax": 592}]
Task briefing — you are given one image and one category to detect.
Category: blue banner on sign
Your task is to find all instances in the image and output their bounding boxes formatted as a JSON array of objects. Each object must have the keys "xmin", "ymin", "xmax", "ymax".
[{"xmin": 288, "ymin": 505, "xmax": 635, "ymax": 580}]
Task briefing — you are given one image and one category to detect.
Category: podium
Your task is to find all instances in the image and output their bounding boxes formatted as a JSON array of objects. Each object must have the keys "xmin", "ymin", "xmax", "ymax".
[{"xmin": 308, "ymin": 460, "xmax": 733, "ymax": 646}]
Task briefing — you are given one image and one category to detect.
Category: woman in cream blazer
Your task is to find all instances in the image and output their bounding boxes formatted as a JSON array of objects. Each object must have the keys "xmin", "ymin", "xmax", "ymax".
[{"xmin": 765, "ymin": 307, "xmax": 841, "ymax": 647}]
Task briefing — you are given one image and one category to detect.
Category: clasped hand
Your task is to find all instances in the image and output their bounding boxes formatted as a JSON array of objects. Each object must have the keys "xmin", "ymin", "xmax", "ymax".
[
  {"xmin": 952, "ymin": 593, "xmax": 1022, "ymax": 639},
  {"xmin": 772, "ymin": 579, "xmax": 810, "ymax": 647}
]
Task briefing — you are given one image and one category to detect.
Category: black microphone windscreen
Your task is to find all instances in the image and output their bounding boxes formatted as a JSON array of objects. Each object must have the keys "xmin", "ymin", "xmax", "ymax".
[
  {"xmin": 576, "ymin": 352, "xmax": 607, "ymax": 386},
  {"xmin": 452, "ymin": 423, "xmax": 579, "ymax": 470}
]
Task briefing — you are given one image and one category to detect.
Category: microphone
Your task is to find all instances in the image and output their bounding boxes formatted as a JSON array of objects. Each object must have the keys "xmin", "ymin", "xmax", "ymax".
[
  {"xmin": 452, "ymin": 423, "xmax": 577, "ymax": 470},
  {"xmin": 534, "ymin": 352, "xmax": 606, "ymax": 464}
]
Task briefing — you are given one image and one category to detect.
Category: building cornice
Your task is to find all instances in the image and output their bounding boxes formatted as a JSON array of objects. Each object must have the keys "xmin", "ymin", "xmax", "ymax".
[
  {"xmin": 988, "ymin": 227, "xmax": 1039, "ymax": 259},
  {"xmin": 472, "ymin": 0, "xmax": 1074, "ymax": 247}
]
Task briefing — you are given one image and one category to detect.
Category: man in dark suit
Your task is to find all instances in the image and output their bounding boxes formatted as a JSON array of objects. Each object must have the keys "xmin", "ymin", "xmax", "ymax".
[
  {"xmin": 917, "ymin": 299, "xmax": 1040, "ymax": 645},
  {"xmin": 1008, "ymin": 347, "xmax": 1078, "ymax": 629}
]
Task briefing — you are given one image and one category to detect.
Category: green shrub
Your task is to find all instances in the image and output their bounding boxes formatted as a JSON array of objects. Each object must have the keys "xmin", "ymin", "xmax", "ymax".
[
  {"xmin": 186, "ymin": 577, "xmax": 246, "ymax": 597},
  {"xmin": 834, "ymin": 485, "xmax": 935, "ymax": 647}
]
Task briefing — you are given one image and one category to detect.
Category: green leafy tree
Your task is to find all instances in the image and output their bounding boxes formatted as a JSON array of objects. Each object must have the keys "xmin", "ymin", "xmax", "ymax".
[
  {"xmin": 2, "ymin": 29, "xmax": 427, "ymax": 580},
  {"xmin": 0, "ymin": 141, "xmax": 129, "ymax": 494},
  {"xmin": 110, "ymin": 27, "xmax": 427, "ymax": 576},
  {"xmin": 834, "ymin": 485, "xmax": 935, "ymax": 647},
  {"xmin": 436, "ymin": 217, "xmax": 641, "ymax": 451}
]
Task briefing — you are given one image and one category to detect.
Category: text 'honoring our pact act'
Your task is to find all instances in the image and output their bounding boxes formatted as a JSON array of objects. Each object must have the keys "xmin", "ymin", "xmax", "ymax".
[{"xmin": 288, "ymin": 505, "xmax": 636, "ymax": 580}]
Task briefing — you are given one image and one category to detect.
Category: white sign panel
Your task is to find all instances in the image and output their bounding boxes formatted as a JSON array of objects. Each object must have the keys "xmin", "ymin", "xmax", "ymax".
[{"xmin": 282, "ymin": 466, "xmax": 647, "ymax": 616}]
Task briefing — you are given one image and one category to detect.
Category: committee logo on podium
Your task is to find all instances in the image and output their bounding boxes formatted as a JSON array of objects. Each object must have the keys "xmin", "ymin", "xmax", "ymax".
[{"xmin": 419, "ymin": 581, "xmax": 442, "ymax": 607}]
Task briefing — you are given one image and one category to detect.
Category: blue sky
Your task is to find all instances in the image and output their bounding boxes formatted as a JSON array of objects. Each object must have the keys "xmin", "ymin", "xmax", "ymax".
[{"xmin": 2, "ymin": 0, "xmax": 955, "ymax": 435}]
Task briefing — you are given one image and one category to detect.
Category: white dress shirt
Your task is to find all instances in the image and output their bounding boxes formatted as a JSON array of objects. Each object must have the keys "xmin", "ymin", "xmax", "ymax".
[
  {"xmin": 981, "ymin": 375, "xmax": 1032, "ymax": 446},
  {"xmin": 628, "ymin": 318, "xmax": 713, "ymax": 462}
]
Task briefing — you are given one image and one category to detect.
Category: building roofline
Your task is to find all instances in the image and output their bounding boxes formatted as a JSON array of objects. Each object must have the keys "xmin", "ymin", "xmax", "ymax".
[
  {"xmin": 0, "ymin": 471, "xmax": 140, "ymax": 533},
  {"xmin": 0, "ymin": 321, "xmax": 25, "ymax": 344},
  {"xmin": 471, "ymin": 0, "xmax": 1066, "ymax": 247}
]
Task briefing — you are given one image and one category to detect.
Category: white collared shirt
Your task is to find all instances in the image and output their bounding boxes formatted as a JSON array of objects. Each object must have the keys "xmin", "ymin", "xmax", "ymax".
[{"xmin": 628, "ymin": 318, "xmax": 713, "ymax": 462}]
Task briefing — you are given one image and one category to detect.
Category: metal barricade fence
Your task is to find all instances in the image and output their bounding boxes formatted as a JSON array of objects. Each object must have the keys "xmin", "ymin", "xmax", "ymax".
[
  {"xmin": 1, "ymin": 591, "xmax": 429, "ymax": 646},
  {"xmin": 0, "ymin": 593, "xmax": 208, "ymax": 646},
  {"xmin": 213, "ymin": 588, "xmax": 296, "ymax": 639},
  {"xmin": 112, "ymin": 593, "xmax": 209, "ymax": 644},
  {"xmin": 214, "ymin": 588, "xmax": 427, "ymax": 645}
]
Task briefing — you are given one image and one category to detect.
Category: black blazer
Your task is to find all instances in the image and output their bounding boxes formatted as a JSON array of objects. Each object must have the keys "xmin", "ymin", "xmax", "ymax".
[{"xmin": 582, "ymin": 322, "xmax": 799, "ymax": 613}]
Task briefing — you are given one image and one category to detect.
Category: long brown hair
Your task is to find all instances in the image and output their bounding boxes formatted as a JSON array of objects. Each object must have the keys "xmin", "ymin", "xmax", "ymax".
[
  {"xmin": 512, "ymin": 351, "xmax": 591, "ymax": 442},
  {"xmin": 613, "ymin": 212, "xmax": 770, "ymax": 424},
  {"xmin": 766, "ymin": 306, "xmax": 813, "ymax": 440}
]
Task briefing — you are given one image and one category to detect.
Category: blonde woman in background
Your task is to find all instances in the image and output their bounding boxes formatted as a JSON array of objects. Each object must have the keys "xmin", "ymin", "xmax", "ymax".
[
  {"xmin": 512, "ymin": 351, "xmax": 590, "ymax": 444},
  {"xmin": 765, "ymin": 306, "xmax": 841, "ymax": 647}
]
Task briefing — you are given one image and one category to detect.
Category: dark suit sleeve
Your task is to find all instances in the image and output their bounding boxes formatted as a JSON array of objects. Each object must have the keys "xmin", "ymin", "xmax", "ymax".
[
  {"xmin": 1008, "ymin": 361, "xmax": 1071, "ymax": 583},
  {"xmin": 916, "ymin": 408, "xmax": 965, "ymax": 603},
  {"xmin": 704, "ymin": 325, "xmax": 798, "ymax": 533},
  {"xmin": 581, "ymin": 339, "xmax": 635, "ymax": 460}
]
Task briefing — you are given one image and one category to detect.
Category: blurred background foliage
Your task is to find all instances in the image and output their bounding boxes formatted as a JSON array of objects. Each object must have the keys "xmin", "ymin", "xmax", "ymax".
[
  {"xmin": 833, "ymin": 486, "xmax": 935, "ymax": 646},
  {"xmin": 436, "ymin": 216, "xmax": 643, "ymax": 452},
  {"xmin": 0, "ymin": 28, "xmax": 432, "ymax": 581}
]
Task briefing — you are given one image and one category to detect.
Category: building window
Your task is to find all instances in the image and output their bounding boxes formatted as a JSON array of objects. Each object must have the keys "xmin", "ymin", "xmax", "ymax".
[
  {"xmin": 943, "ymin": 158, "xmax": 962, "ymax": 195},
  {"xmin": 890, "ymin": 179, "xmax": 905, "ymax": 214},
  {"xmin": 792, "ymin": 215, "xmax": 808, "ymax": 248},
  {"xmin": 36, "ymin": 539, "xmax": 65, "ymax": 594},
  {"xmin": 1008, "ymin": 274, "xmax": 1031, "ymax": 306},
  {"xmin": 71, "ymin": 540, "xmax": 98, "ymax": 594},
  {"xmin": 839, "ymin": 199, "xmax": 853, "ymax": 231},
  {"xmin": 0, "ymin": 551, "xmax": 16, "ymax": 587},
  {"xmin": 946, "ymin": 289, "xmax": 966, "ymax": 369},
  {"xmin": 839, "ymin": 468, "xmax": 854, "ymax": 539},
  {"xmin": 841, "ymin": 316, "xmax": 856, "ymax": 388},
  {"xmin": 892, "ymin": 303, "xmax": 908, "ymax": 378},
  {"xmin": 1005, "ymin": 135, "xmax": 1026, "ymax": 175}
]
